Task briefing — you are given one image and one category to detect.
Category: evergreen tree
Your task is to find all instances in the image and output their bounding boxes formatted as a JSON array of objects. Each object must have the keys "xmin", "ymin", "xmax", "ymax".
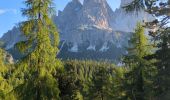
[
  {"xmin": 58, "ymin": 64, "xmax": 83, "ymax": 100},
  {"xmin": 0, "ymin": 48, "xmax": 8, "ymax": 99},
  {"xmin": 125, "ymin": 0, "xmax": 170, "ymax": 99},
  {"xmin": 58, "ymin": 60, "xmax": 124, "ymax": 100},
  {"xmin": 123, "ymin": 23, "xmax": 155, "ymax": 100},
  {"xmin": 13, "ymin": 0, "xmax": 61, "ymax": 99},
  {"xmin": 88, "ymin": 66, "xmax": 114, "ymax": 100},
  {"xmin": 153, "ymin": 29, "xmax": 170, "ymax": 98},
  {"xmin": 0, "ymin": 48, "xmax": 15, "ymax": 99}
]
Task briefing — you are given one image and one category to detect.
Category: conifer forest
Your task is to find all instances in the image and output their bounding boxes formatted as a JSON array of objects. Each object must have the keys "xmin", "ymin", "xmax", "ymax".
[{"xmin": 0, "ymin": 0, "xmax": 170, "ymax": 100}]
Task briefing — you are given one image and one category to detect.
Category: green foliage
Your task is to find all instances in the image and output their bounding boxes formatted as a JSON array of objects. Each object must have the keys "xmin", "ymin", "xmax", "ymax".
[
  {"xmin": 88, "ymin": 66, "xmax": 114, "ymax": 100},
  {"xmin": 15, "ymin": 72, "xmax": 60, "ymax": 100},
  {"xmin": 128, "ymin": 23, "xmax": 151, "ymax": 57},
  {"xmin": 125, "ymin": 0, "xmax": 170, "ymax": 99},
  {"xmin": 153, "ymin": 29, "xmax": 170, "ymax": 97},
  {"xmin": 0, "ymin": 48, "xmax": 16, "ymax": 100},
  {"xmin": 12, "ymin": 0, "xmax": 61, "ymax": 99},
  {"xmin": 58, "ymin": 60, "xmax": 125, "ymax": 100},
  {"xmin": 2, "ymin": 0, "xmax": 170, "ymax": 99},
  {"xmin": 123, "ymin": 23, "xmax": 156, "ymax": 100}
]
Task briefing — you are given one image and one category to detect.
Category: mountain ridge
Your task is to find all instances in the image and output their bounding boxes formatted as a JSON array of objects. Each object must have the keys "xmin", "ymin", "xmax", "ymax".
[{"xmin": 0, "ymin": 0, "xmax": 154, "ymax": 61}]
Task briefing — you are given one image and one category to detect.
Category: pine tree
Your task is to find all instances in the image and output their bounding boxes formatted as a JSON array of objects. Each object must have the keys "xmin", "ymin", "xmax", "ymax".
[
  {"xmin": 88, "ymin": 66, "xmax": 114, "ymax": 100},
  {"xmin": 58, "ymin": 65, "xmax": 83, "ymax": 100},
  {"xmin": 123, "ymin": 23, "xmax": 155, "ymax": 100},
  {"xmin": 0, "ymin": 48, "xmax": 7, "ymax": 99},
  {"xmin": 153, "ymin": 29, "xmax": 170, "ymax": 97},
  {"xmin": 0, "ymin": 48, "xmax": 15, "ymax": 99},
  {"xmin": 125, "ymin": 0, "xmax": 170, "ymax": 98},
  {"xmin": 13, "ymin": 0, "xmax": 61, "ymax": 99}
]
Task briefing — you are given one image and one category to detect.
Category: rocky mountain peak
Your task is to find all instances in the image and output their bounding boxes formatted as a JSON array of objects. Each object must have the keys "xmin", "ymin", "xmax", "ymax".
[
  {"xmin": 83, "ymin": 0, "xmax": 107, "ymax": 4},
  {"xmin": 73, "ymin": 0, "xmax": 80, "ymax": 2},
  {"xmin": 81, "ymin": 0, "xmax": 113, "ymax": 28},
  {"xmin": 55, "ymin": 0, "xmax": 82, "ymax": 34},
  {"xmin": 62, "ymin": 0, "xmax": 82, "ymax": 14},
  {"xmin": 0, "ymin": 0, "xmax": 155, "ymax": 60},
  {"xmin": 120, "ymin": 0, "xmax": 133, "ymax": 7}
]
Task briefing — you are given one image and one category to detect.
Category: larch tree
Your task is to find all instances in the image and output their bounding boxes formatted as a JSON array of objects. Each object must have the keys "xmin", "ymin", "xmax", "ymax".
[
  {"xmin": 124, "ymin": 0, "xmax": 170, "ymax": 98},
  {"xmin": 123, "ymin": 23, "xmax": 155, "ymax": 100},
  {"xmin": 0, "ymin": 48, "xmax": 15, "ymax": 99},
  {"xmin": 153, "ymin": 29, "xmax": 170, "ymax": 97},
  {"xmin": 0, "ymin": 48, "xmax": 8, "ymax": 99},
  {"xmin": 88, "ymin": 66, "xmax": 114, "ymax": 100},
  {"xmin": 13, "ymin": 0, "xmax": 61, "ymax": 99}
]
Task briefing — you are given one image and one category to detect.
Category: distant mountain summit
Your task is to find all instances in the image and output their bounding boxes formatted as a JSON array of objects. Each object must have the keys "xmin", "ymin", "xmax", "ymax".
[
  {"xmin": 120, "ymin": 0, "xmax": 133, "ymax": 7},
  {"xmin": 55, "ymin": 0, "xmax": 115, "ymax": 52},
  {"xmin": 0, "ymin": 0, "xmax": 154, "ymax": 61},
  {"xmin": 80, "ymin": 0, "xmax": 113, "ymax": 27}
]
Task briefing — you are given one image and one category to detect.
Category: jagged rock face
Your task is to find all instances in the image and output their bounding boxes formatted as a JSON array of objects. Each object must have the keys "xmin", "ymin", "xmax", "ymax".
[
  {"xmin": 55, "ymin": 0, "xmax": 154, "ymax": 53},
  {"xmin": 0, "ymin": 27, "xmax": 25, "ymax": 50},
  {"xmin": 0, "ymin": 0, "xmax": 155, "ymax": 61},
  {"xmin": 56, "ymin": 0, "xmax": 117, "ymax": 52},
  {"xmin": 56, "ymin": 0, "xmax": 82, "ymax": 32},
  {"xmin": 111, "ymin": 0, "xmax": 154, "ymax": 32},
  {"xmin": 80, "ymin": 0, "xmax": 113, "ymax": 27},
  {"xmin": 120, "ymin": 0, "xmax": 133, "ymax": 7}
]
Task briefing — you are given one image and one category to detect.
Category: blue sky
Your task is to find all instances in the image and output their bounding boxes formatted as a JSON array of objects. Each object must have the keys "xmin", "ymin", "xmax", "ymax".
[{"xmin": 0, "ymin": 0, "xmax": 120, "ymax": 37}]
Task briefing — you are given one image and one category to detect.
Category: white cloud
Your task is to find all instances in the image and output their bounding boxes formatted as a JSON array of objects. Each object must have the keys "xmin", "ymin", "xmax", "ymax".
[
  {"xmin": 0, "ymin": 9, "xmax": 6, "ymax": 15},
  {"xmin": 0, "ymin": 9, "xmax": 18, "ymax": 15}
]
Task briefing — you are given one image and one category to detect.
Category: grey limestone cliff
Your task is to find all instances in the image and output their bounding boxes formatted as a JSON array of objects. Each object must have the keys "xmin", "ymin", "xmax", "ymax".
[{"xmin": 0, "ymin": 0, "xmax": 154, "ymax": 60}]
